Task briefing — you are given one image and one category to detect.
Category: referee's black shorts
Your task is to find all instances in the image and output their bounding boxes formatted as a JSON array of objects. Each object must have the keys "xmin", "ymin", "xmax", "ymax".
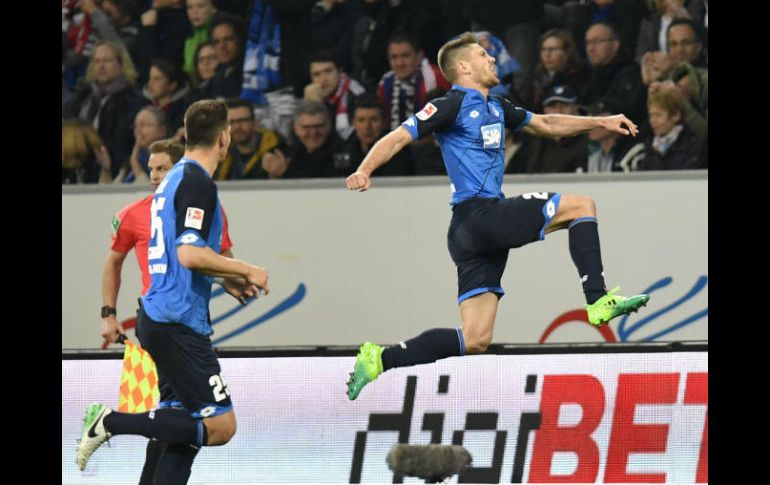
[{"xmin": 447, "ymin": 193, "xmax": 561, "ymax": 304}]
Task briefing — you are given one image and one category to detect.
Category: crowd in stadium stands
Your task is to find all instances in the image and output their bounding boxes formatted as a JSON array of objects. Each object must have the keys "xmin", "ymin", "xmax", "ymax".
[{"xmin": 62, "ymin": 0, "xmax": 708, "ymax": 184}]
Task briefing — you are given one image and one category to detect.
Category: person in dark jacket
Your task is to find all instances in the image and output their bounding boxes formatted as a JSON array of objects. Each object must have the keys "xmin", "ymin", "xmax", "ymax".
[
  {"xmin": 62, "ymin": 40, "xmax": 145, "ymax": 178},
  {"xmin": 639, "ymin": 87, "xmax": 706, "ymax": 170}
]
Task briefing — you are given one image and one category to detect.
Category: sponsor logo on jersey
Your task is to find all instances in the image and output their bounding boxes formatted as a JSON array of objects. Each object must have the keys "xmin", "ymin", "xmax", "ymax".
[
  {"xmin": 180, "ymin": 233, "xmax": 199, "ymax": 244},
  {"xmin": 185, "ymin": 207, "xmax": 205, "ymax": 229},
  {"xmin": 470, "ymin": 110, "xmax": 479, "ymax": 118},
  {"xmin": 416, "ymin": 102, "xmax": 437, "ymax": 121},
  {"xmin": 404, "ymin": 118, "xmax": 415, "ymax": 127},
  {"xmin": 481, "ymin": 123, "xmax": 502, "ymax": 148}
]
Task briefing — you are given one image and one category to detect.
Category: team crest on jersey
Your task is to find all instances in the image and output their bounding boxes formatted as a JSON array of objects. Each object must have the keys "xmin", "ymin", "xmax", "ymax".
[
  {"xmin": 416, "ymin": 102, "xmax": 437, "ymax": 121},
  {"xmin": 470, "ymin": 110, "xmax": 479, "ymax": 118},
  {"xmin": 481, "ymin": 123, "xmax": 502, "ymax": 148},
  {"xmin": 185, "ymin": 207, "xmax": 205, "ymax": 229},
  {"xmin": 111, "ymin": 215, "xmax": 121, "ymax": 235}
]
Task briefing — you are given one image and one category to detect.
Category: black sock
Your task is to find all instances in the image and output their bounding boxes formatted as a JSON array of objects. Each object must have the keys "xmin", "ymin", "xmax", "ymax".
[
  {"xmin": 103, "ymin": 408, "xmax": 206, "ymax": 447},
  {"xmin": 152, "ymin": 442, "xmax": 200, "ymax": 485},
  {"xmin": 568, "ymin": 218, "xmax": 606, "ymax": 304},
  {"xmin": 138, "ymin": 440, "xmax": 166, "ymax": 485},
  {"xmin": 381, "ymin": 328, "xmax": 464, "ymax": 371}
]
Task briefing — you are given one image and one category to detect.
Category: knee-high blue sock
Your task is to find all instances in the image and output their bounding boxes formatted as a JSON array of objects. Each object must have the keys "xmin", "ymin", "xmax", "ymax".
[
  {"xmin": 103, "ymin": 408, "xmax": 208, "ymax": 447},
  {"xmin": 381, "ymin": 328, "xmax": 465, "ymax": 371},
  {"xmin": 568, "ymin": 217, "xmax": 606, "ymax": 304},
  {"xmin": 152, "ymin": 442, "xmax": 200, "ymax": 485}
]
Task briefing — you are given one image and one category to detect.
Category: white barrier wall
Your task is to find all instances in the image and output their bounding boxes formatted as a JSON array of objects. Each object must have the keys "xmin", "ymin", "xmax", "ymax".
[
  {"xmin": 62, "ymin": 173, "xmax": 707, "ymax": 348},
  {"xmin": 62, "ymin": 350, "xmax": 708, "ymax": 483}
]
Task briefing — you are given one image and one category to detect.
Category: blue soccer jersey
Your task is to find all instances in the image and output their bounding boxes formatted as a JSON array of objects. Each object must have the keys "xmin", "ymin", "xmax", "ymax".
[
  {"xmin": 142, "ymin": 158, "xmax": 225, "ymax": 335},
  {"xmin": 401, "ymin": 84, "xmax": 532, "ymax": 205}
]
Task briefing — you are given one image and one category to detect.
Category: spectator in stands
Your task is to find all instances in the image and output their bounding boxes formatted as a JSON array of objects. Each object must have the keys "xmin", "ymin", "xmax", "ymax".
[
  {"xmin": 134, "ymin": 0, "xmax": 191, "ymax": 87},
  {"xmin": 637, "ymin": 88, "xmax": 706, "ymax": 170},
  {"xmin": 63, "ymin": 40, "xmax": 144, "ymax": 179},
  {"xmin": 334, "ymin": 94, "xmax": 413, "ymax": 177},
  {"xmin": 377, "ymin": 34, "xmax": 451, "ymax": 131},
  {"xmin": 183, "ymin": 0, "xmax": 217, "ymax": 78},
  {"xmin": 208, "ymin": 13, "xmax": 246, "ymax": 99},
  {"xmin": 115, "ymin": 106, "xmax": 170, "ymax": 184},
  {"xmin": 586, "ymin": 97, "xmax": 643, "ymax": 172},
  {"xmin": 215, "ymin": 98, "xmax": 285, "ymax": 180},
  {"xmin": 283, "ymin": 100, "xmax": 343, "ymax": 178},
  {"xmin": 529, "ymin": 28, "xmax": 589, "ymax": 112},
  {"xmin": 190, "ymin": 41, "xmax": 219, "ymax": 98},
  {"xmin": 467, "ymin": 0, "xmax": 544, "ymax": 107},
  {"xmin": 143, "ymin": 58, "xmax": 192, "ymax": 133},
  {"xmin": 308, "ymin": 0, "xmax": 361, "ymax": 76},
  {"xmin": 514, "ymin": 85, "xmax": 589, "ymax": 173},
  {"xmin": 352, "ymin": 0, "xmax": 448, "ymax": 92},
  {"xmin": 79, "ymin": 0, "xmax": 141, "ymax": 61},
  {"xmin": 304, "ymin": 50, "xmax": 366, "ymax": 141},
  {"xmin": 635, "ymin": 0, "xmax": 691, "ymax": 62},
  {"xmin": 62, "ymin": 119, "xmax": 112, "ymax": 184},
  {"xmin": 582, "ymin": 22, "xmax": 646, "ymax": 125},
  {"xmin": 667, "ymin": 18, "xmax": 707, "ymax": 67}
]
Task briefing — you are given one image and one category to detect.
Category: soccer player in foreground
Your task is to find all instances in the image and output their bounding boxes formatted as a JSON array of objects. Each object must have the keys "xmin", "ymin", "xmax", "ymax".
[
  {"xmin": 78, "ymin": 100, "xmax": 270, "ymax": 484},
  {"xmin": 345, "ymin": 33, "xmax": 650, "ymax": 400}
]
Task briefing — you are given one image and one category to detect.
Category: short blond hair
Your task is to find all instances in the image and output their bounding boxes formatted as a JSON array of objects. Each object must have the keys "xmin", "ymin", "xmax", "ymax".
[{"xmin": 437, "ymin": 32, "xmax": 478, "ymax": 83}]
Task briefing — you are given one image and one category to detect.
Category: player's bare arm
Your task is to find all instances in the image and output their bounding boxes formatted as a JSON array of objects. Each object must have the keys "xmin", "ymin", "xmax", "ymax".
[
  {"xmin": 101, "ymin": 249, "xmax": 128, "ymax": 342},
  {"xmin": 346, "ymin": 126, "xmax": 413, "ymax": 191},
  {"xmin": 522, "ymin": 113, "xmax": 638, "ymax": 138},
  {"xmin": 177, "ymin": 245, "xmax": 270, "ymax": 295}
]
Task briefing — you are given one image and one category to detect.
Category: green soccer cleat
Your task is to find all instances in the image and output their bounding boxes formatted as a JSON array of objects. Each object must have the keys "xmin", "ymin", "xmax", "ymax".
[
  {"xmin": 76, "ymin": 403, "xmax": 112, "ymax": 471},
  {"xmin": 586, "ymin": 287, "xmax": 650, "ymax": 327},
  {"xmin": 346, "ymin": 342, "xmax": 384, "ymax": 400}
]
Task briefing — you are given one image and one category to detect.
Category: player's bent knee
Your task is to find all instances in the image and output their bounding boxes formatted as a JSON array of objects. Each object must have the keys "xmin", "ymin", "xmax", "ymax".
[
  {"xmin": 464, "ymin": 332, "xmax": 492, "ymax": 354},
  {"xmin": 204, "ymin": 413, "xmax": 237, "ymax": 446}
]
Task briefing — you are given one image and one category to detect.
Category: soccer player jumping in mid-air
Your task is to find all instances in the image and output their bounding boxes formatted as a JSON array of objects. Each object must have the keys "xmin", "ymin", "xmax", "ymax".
[{"xmin": 345, "ymin": 32, "xmax": 650, "ymax": 400}]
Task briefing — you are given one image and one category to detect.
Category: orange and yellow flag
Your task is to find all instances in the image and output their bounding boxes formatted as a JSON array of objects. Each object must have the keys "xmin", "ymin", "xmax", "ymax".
[{"xmin": 118, "ymin": 339, "xmax": 160, "ymax": 413}]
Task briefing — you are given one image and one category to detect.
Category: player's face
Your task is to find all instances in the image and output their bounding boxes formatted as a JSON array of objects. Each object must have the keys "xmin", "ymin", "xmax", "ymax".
[
  {"xmin": 352, "ymin": 107, "xmax": 385, "ymax": 147},
  {"xmin": 468, "ymin": 44, "xmax": 499, "ymax": 88},
  {"xmin": 648, "ymin": 103, "xmax": 681, "ymax": 136},
  {"xmin": 148, "ymin": 153, "xmax": 173, "ymax": 189},
  {"xmin": 309, "ymin": 62, "xmax": 340, "ymax": 98},
  {"xmin": 388, "ymin": 42, "xmax": 421, "ymax": 81}
]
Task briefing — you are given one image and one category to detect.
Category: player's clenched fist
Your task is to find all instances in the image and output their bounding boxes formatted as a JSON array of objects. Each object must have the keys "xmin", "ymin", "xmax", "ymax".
[{"xmin": 346, "ymin": 171, "xmax": 371, "ymax": 192}]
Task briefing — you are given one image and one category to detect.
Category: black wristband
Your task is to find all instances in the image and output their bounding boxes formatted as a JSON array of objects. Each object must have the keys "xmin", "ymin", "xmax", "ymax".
[{"xmin": 101, "ymin": 305, "xmax": 117, "ymax": 318}]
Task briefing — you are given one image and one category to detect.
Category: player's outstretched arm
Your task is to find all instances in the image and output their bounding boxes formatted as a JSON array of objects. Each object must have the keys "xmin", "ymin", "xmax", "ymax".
[
  {"xmin": 346, "ymin": 126, "xmax": 413, "ymax": 192},
  {"xmin": 522, "ymin": 113, "xmax": 638, "ymax": 138}
]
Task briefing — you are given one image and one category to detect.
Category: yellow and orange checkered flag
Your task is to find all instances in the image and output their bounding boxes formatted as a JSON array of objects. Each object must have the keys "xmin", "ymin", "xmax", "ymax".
[{"xmin": 118, "ymin": 336, "xmax": 160, "ymax": 413}]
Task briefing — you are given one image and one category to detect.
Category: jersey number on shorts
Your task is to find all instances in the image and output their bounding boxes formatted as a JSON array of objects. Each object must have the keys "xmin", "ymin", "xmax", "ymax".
[
  {"xmin": 148, "ymin": 197, "xmax": 166, "ymax": 260},
  {"xmin": 209, "ymin": 374, "xmax": 231, "ymax": 402}
]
